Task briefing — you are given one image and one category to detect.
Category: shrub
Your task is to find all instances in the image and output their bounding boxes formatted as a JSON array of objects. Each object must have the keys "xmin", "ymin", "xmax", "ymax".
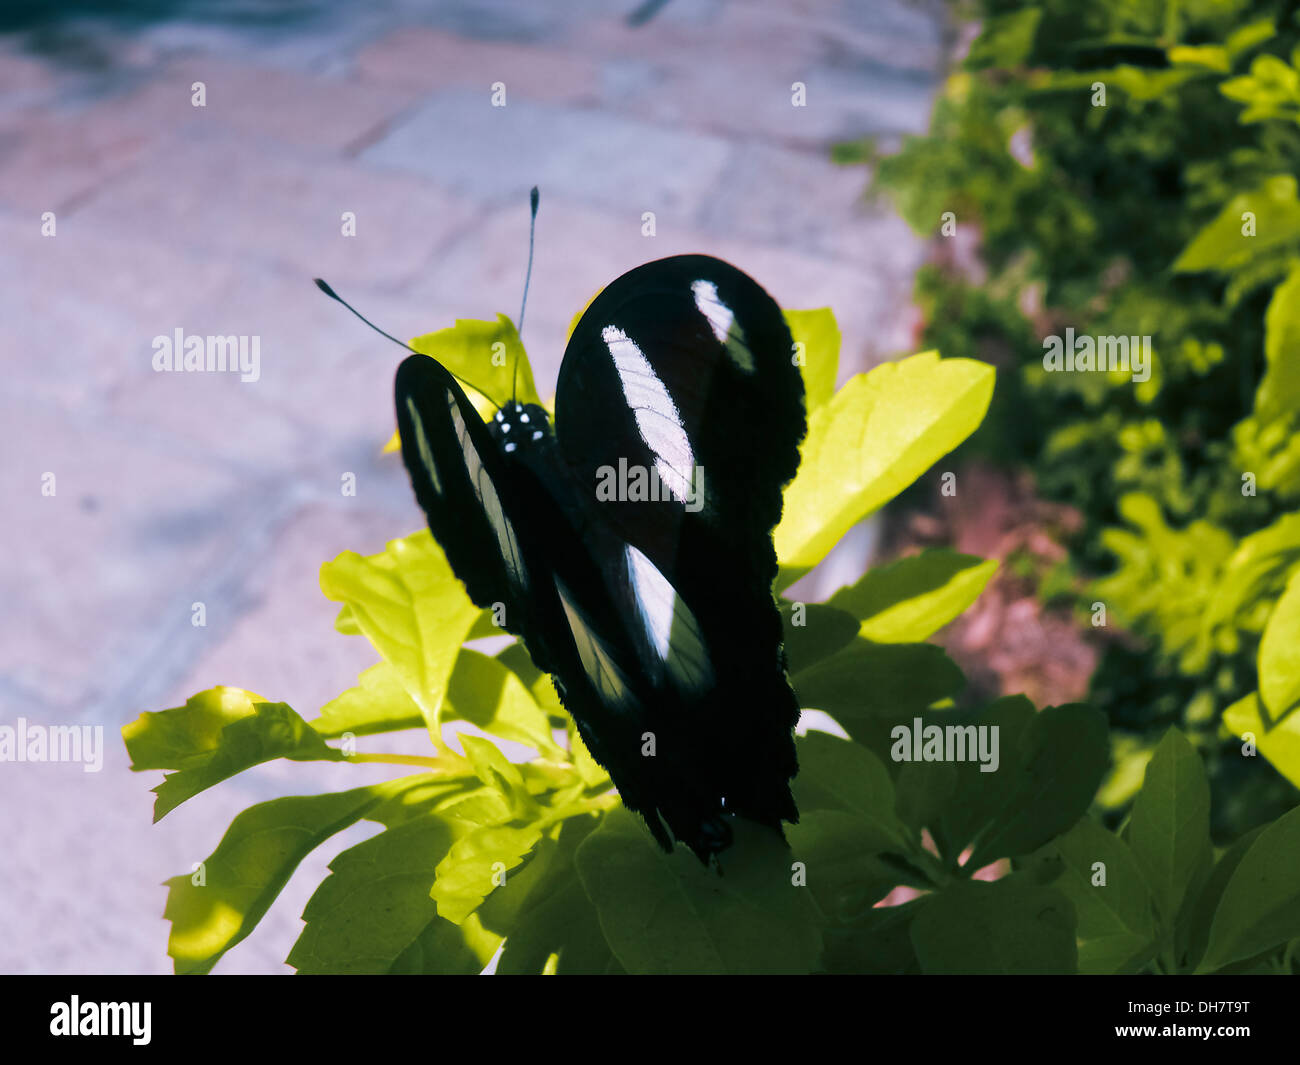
[
  {"xmin": 860, "ymin": 0, "xmax": 1300, "ymax": 839},
  {"xmin": 124, "ymin": 301, "xmax": 1300, "ymax": 973}
]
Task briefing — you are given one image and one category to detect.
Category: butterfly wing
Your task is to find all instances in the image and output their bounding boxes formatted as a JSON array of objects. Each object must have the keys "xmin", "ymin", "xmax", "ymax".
[
  {"xmin": 394, "ymin": 354, "xmax": 537, "ymax": 641},
  {"xmin": 551, "ymin": 254, "xmax": 807, "ymax": 855},
  {"xmin": 395, "ymin": 353, "xmax": 673, "ymax": 830},
  {"xmin": 557, "ymin": 255, "xmax": 804, "ymax": 572}
]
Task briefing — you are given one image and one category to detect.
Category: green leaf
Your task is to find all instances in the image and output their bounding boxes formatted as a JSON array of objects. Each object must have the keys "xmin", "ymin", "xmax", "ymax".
[
  {"xmin": 1181, "ymin": 826, "xmax": 1265, "ymax": 973},
  {"xmin": 794, "ymin": 641, "xmax": 965, "ymax": 767},
  {"xmin": 1033, "ymin": 65, "xmax": 1204, "ymax": 103},
  {"xmin": 312, "ymin": 662, "xmax": 424, "ymax": 738},
  {"xmin": 1245, "ymin": 265, "xmax": 1300, "ymax": 429},
  {"xmin": 497, "ymin": 875, "xmax": 618, "ymax": 974},
  {"xmin": 792, "ymin": 731, "xmax": 904, "ymax": 832},
  {"xmin": 966, "ymin": 703, "xmax": 1110, "ymax": 869},
  {"xmin": 386, "ymin": 912, "xmax": 501, "ymax": 975},
  {"xmin": 289, "ymin": 810, "xmax": 498, "ymax": 974},
  {"xmin": 821, "ymin": 897, "xmax": 926, "ymax": 974},
  {"xmin": 1094, "ymin": 494, "xmax": 1236, "ymax": 672},
  {"xmin": 1219, "ymin": 53, "xmax": 1300, "ymax": 123},
  {"xmin": 1223, "ymin": 692, "xmax": 1300, "ymax": 790},
  {"xmin": 465, "ymin": 607, "xmax": 504, "ymax": 640},
  {"xmin": 1260, "ymin": 571, "xmax": 1300, "ymax": 717},
  {"xmin": 784, "ymin": 307, "xmax": 839, "ymax": 412},
  {"xmin": 1224, "ymin": 18, "xmax": 1278, "ymax": 60},
  {"xmin": 495, "ymin": 642, "xmax": 567, "ymax": 720},
  {"xmin": 567, "ymin": 721, "xmax": 610, "ymax": 789},
  {"xmin": 1168, "ymin": 44, "xmax": 1229, "ymax": 72},
  {"xmin": 575, "ymin": 808, "xmax": 823, "ymax": 974},
  {"xmin": 787, "ymin": 809, "xmax": 908, "ymax": 922},
  {"xmin": 458, "ymin": 734, "xmax": 537, "ymax": 820},
  {"xmin": 431, "ymin": 823, "xmax": 544, "ymax": 925},
  {"xmin": 910, "ymin": 876, "xmax": 1077, "ymax": 974},
  {"xmin": 1025, "ymin": 816, "xmax": 1157, "ymax": 975},
  {"xmin": 793, "ymin": 640, "xmax": 965, "ymax": 722},
  {"xmin": 409, "ymin": 315, "xmax": 541, "ymax": 420},
  {"xmin": 478, "ymin": 822, "xmax": 571, "ymax": 933},
  {"xmin": 774, "ymin": 352, "xmax": 995, "ymax": 585},
  {"xmin": 446, "ymin": 650, "xmax": 564, "ymax": 757},
  {"xmin": 1203, "ymin": 512, "xmax": 1300, "ymax": 636},
  {"xmin": 894, "ymin": 757, "xmax": 958, "ymax": 839},
  {"xmin": 827, "ymin": 548, "xmax": 998, "ymax": 642},
  {"xmin": 319, "ymin": 529, "xmax": 480, "ymax": 734},
  {"xmin": 893, "ymin": 699, "xmax": 1109, "ymax": 870},
  {"xmin": 333, "ymin": 604, "xmax": 361, "ymax": 635},
  {"xmin": 897, "ymin": 696, "xmax": 1034, "ymax": 858},
  {"xmin": 965, "ymin": 8, "xmax": 1042, "ymax": 70},
  {"xmin": 1172, "ymin": 176, "xmax": 1300, "ymax": 274},
  {"xmin": 779, "ymin": 601, "xmax": 860, "ymax": 674},
  {"xmin": 165, "ymin": 784, "xmax": 393, "ymax": 974},
  {"xmin": 1127, "ymin": 728, "xmax": 1212, "ymax": 928},
  {"xmin": 1198, "ymin": 806, "xmax": 1300, "ymax": 972},
  {"xmin": 494, "ymin": 818, "xmax": 618, "ymax": 974},
  {"xmin": 123, "ymin": 688, "xmax": 343, "ymax": 821}
]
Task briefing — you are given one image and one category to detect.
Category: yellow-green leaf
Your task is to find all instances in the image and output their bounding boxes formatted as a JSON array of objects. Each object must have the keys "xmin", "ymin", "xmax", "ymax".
[
  {"xmin": 1260, "ymin": 571, "xmax": 1300, "ymax": 717},
  {"xmin": 784, "ymin": 307, "xmax": 840, "ymax": 413},
  {"xmin": 312, "ymin": 662, "xmax": 424, "ymax": 738},
  {"xmin": 1223, "ymin": 692, "xmax": 1300, "ymax": 790},
  {"xmin": 319, "ymin": 530, "xmax": 480, "ymax": 735},
  {"xmin": 123, "ymin": 688, "xmax": 343, "ymax": 820},
  {"xmin": 431, "ymin": 823, "xmax": 544, "ymax": 924},
  {"xmin": 410, "ymin": 315, "xmax": 542, "ymax": 418},
  {"xmin": 1173, "ymin": 176, "xmax": 1300, "ymax": 274},
  {"xmin": 774, "ymin": 352, "xmax": 994, "ymax": 585},
  {"xmin": 828, "ymin": 548, "xmax": 998, "ymax": 642}
]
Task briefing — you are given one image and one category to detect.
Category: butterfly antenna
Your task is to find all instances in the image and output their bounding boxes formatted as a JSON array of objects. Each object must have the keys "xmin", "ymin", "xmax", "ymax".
[
  {"xmin": 314, "ymin": 278, "xmax": 504, "ymax": 409},
  {"xmin": 513, "ymin": 185, "xmax": 540, "ymax": 403},
  {"xmin": 314, "ymin": 278, "xmax": 415, "ymax": 353}
]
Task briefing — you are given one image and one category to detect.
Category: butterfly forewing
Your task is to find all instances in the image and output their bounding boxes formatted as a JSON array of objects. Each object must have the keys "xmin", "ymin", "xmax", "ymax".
[
  {"xmin": 556, "ymin": 255, "xmax": 805, "ymax": 567},
  {"xmin": 394, "ymin": 354, "xmax": 535, "ymax": 634}
]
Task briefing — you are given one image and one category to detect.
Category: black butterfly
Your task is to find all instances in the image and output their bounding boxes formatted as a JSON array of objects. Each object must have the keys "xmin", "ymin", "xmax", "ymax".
[{"xmin": 320, "ymin": 223, "xmax": 806, "ymax": 863}]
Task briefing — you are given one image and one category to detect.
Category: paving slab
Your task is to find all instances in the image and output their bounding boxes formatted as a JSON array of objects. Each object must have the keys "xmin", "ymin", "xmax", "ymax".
[
  {"xmin": 354, "ymin": 26, "xmax": 603, "ymax": 104},
  {"xmin": 78, "ymin": 126, "xmax": 485, "ymax": 289},
  {"xmin": 108, "ymin": 56, "xmax": 422, "ymax": 155},
  {"xmin": 361, "ymin": 90, "xmax": 734, "ymax": 215},
  {"xmin": 0, "ymin": 394, "xmax": 257, "ymax": 718}
]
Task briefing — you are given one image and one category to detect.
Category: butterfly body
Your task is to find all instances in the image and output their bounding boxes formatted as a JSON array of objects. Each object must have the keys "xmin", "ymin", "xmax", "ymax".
[{"xmin": 394, "ymin": 254, "xmax": 806, "ymax": 862}]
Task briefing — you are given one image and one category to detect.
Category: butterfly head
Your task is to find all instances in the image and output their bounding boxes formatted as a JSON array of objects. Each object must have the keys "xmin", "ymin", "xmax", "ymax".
[{"xmin": 490, "ymin": 400, "xmax": 553, "ymax": 456}]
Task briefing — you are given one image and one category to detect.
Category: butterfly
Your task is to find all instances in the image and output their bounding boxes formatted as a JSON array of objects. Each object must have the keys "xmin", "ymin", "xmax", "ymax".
[{"xmin": 318, "ymin": 199, "xmax": 807, "ymax": 863}]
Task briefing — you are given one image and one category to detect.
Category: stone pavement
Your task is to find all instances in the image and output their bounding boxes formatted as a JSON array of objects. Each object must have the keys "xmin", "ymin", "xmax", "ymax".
[{"xmin": 0, "ymin": 0, "xmax": 944, "ymax": 973}]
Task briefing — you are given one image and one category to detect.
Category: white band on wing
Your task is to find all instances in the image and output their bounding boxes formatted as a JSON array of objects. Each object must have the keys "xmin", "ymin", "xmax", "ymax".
[
  {"xmin": 449, "ymin": 395, "xmax": 526, "ymax": 590},
  {"xmin": 625, "ymin": 544, "xmax": 713, "ymax": 693},
  {"xmin": 602, "ymin": 325, "xmax": 696, "ymax": 504}
]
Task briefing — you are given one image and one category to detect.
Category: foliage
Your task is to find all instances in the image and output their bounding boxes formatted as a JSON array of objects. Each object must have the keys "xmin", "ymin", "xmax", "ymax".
[
  {"xmin": 860, "ymin": 0, "xmax": 1300, "ymax": 839},
  {"xmin": 125, "ymin": 303, "xmax": 1300, "ymax": 973}
]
